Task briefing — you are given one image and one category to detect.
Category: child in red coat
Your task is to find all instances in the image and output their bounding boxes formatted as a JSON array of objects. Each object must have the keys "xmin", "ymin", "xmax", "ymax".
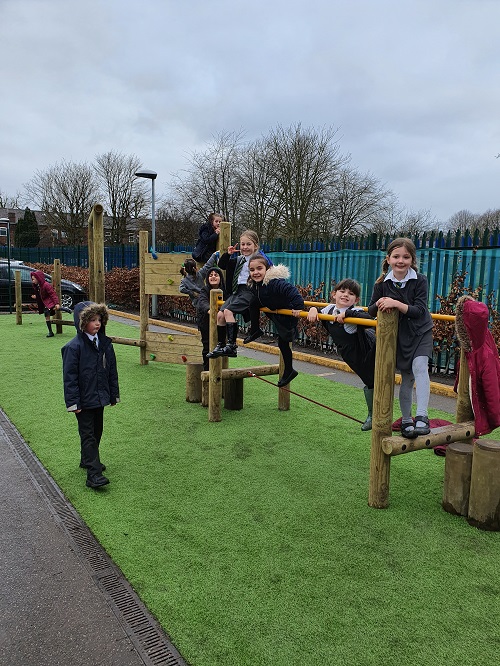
[{"xmin": 30, "ymin": 270, "xmax": 61, "ymax": 337}]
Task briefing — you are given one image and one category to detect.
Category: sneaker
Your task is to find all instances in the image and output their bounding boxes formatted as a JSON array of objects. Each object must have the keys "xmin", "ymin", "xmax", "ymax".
[{"xmin": 46, "ymin": 332, "xmax": 55, "ymax": 338}]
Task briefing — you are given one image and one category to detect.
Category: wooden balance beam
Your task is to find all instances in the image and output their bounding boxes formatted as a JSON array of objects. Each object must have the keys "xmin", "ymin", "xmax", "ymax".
[
  {"xmin": 382, "ymin": 421, "xmax": 475, "ymax": 456},
  {"xmin": 199, "ymin": 364, "xmax": 281, "ymax": 412}
]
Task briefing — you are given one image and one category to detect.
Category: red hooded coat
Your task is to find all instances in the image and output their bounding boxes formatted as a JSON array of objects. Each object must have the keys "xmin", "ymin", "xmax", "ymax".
[
  {"xmin": 455, "ymin": 296, "xmax": 500, "ymax": 436},
  {"xmin": 30, "ymin": 270, "xmax": 59, "ymax": 312}
]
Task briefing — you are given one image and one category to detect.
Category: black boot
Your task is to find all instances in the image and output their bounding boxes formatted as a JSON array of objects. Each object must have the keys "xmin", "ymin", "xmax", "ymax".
[
  {"xmin": 207, "ymin": 325, "xmax": 227, "ymax": 358},
  {"xmin": 46, "ymin": 320, "xmax": 54, "ymax": 338},
  {"xmin": 221, "ymin": 322, "xmax": 238, "ymax": 357},
  {"xmin": 361, "ymin": 386, "xmax": 374, "ymax": 431}
]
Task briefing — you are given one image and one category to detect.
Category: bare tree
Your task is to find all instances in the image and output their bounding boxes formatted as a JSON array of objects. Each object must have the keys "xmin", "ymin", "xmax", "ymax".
[
  {"xmin": 0, "ymin": 190, "xmax": 22, "ymax": 209},
  {"xmin": 94, "ymin": 151, "xmax": 150, "ymax": 243},
  {"xmin": 155, "ymin": 199, "xmax": 199, "ymax": 245},
  {"xmin": 172, "ymin": 131, "xmax": 244, "ymax": 225},
  {"xmin": 327, "ymin": 168, "xmax": 392, "ymax": 240},
  {"xmin": 24, "ymin": 160, "xmax": 100, "ymax": 244},
  {"xmin": 445, "ymin": 209, "xmax": 479, "ymax": 234},
  {"xmin": 236, "ymin": 139, "xmax": 284, "ymax": 241},
  {"xmin": 266, "ymin": 124, "xmax": 346, "ymax": 242}
]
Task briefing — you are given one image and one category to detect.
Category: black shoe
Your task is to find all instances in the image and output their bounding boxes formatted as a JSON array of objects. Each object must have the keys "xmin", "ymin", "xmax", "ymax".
[
  {"xmin": 206, "ymin": 343, "xmax": 226, "ymax": 359},
  {"xmin": 243, "ymin": 328, "xmax": 263, "ymax": 344},
  {"xmin": 414, "ymin": 415, "xmax": 430, "ymax": 436},
  {"xmin": 86, "ymin": 474, "xmax": 109, "ymax": 488},
  {"xmin": 401, "ymin": 420, "xmax": 417, "ymax": 439},
  {"xmin": 220, "ymin": 343, "xmax": 238, "ymax": 358},
  {"xmin": 46, "ymin": 332, "xmax": 55, "ymax": 338},
  {"xmin": 277, "ymin": 369, "xmax": 298, "ymax": 388},
  {"xmin": 80, "ymin": 462, "xmax": 106, "ymax": 472}
]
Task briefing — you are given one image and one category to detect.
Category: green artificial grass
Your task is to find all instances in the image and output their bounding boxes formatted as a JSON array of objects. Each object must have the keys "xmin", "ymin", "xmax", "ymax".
[{"xmin": 1, "ymin": 313, "xmax": 499, "ymax": 666}]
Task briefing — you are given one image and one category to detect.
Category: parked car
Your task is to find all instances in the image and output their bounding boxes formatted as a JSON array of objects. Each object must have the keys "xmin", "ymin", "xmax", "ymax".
[{"xmin": 0, "ymin": 260, "xmax": 87, "ymax": 310}]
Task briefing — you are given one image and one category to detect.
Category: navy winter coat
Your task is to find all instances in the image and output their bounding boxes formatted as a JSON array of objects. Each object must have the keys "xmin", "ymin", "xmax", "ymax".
[{"xmin": 61, "ymin": 302, "xmax": 120, "ymax": 411}]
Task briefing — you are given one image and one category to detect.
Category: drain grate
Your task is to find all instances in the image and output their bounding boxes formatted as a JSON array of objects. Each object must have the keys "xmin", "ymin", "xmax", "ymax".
[{"xmin": 0, "ymin": 409, "xmax": 188, "ymax": 666}]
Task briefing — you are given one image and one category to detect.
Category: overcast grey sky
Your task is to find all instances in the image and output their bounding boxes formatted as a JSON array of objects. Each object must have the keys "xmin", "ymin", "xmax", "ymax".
[{"xmin": 1, "ymin": 0, "xmax": 499, "ymax": 223}]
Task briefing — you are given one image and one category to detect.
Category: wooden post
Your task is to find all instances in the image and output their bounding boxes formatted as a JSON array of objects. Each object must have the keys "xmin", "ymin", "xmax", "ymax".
[
  {"xmin": 455, "ymin": 347, "xmax": 474, "ymax": 423},
  {"xmin": 15, "ymin": 270, "xmax": 22, "ymax": 324},
  {"xmin": 88, "ymin": 208, "xmax": 95, "ymax": 302},
  {"xmin": 92, "ymin": 204, "xmax": 105, "ymax": 304},
  {"xmin": 442, "ymin": 441, "xmax": 474, "ymax": 516},
  {"xmin": 139, "ymin": 230, "xmax": 149, "ymax": 365},
  {"xmin": 369, "ymin": 309, "xmax": 398, "ymax": 509},
  {"xmin": 208, "ymin": 289, "xmax": 223, "ymax": 422},
  {"xmin": 219, "ymin": 220, "xmax": 231, "ymax": 256},
  {"xmin": 278, "ymin": 343, "xmax": 291, "ymax": 411},
  {"xmin": 224, "ymin": 379, "xmax": 244, "ymax": 410},
  {"xmin": 53, "ymin": 259, "xmax": 63, "ymax": 335},
  {"xmin": 467, "ymin": 439, "xmax": 500, "ymax": 531},
  {"xmin": 186, "ymin": 362, "xmax": 203, "ymax": 403}
]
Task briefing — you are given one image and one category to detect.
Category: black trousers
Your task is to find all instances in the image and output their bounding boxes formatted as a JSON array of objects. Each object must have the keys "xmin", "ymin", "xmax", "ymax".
[{"xmin": 76, "ymin": 407, "xmax": 105, "ymax": 476}]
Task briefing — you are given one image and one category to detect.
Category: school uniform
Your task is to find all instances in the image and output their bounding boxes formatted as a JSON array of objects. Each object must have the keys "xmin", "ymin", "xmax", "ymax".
[
  {"xmin": 62, "ymin": 302, "xmax": 119, "ymax": 486},
  {"xmin": 197, "ymin": 267, "xmax": 227, "ymax": 370},
  {"xmin": 320, "ymin": 304, "xmax": 376, "ymax": 388},
  {"xmin": 218, "ymin": 252, "xmax": 255, "ymax": 320},
  {"xmin": 368, "ymin": 269, "xmax": 433, "ymax": 371},
  {"xmin": 250, "ymin": 264, "xmax": 305, "ymax": 341}
]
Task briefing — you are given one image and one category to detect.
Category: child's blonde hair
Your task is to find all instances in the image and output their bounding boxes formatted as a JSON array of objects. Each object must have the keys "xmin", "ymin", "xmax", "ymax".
[
  {"xmin": 376, "ymin": 237, "xmax": 418, "ymax": 283},
  {"xmin": 240, "ymin": 229, "xmax": 259, "ymax": 248}
]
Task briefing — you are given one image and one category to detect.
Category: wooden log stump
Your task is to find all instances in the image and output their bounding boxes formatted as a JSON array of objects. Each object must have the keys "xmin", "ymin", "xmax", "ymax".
[
  {"xmin": 468, "ymin": 439, "xmax": 500, "ymax": 531},
  {"xmin": 186, "ymin": 363, "xmax": 203, "ymax": 403},
  {"xmin": 442, "ymin": 441, "xmax": 473, "ymax": 516},
  {"xmin": 224, "ymin": 378, "xmax": 244, "ymax": 410},
  {"xmin": 202, "ymin": 379, "xmax": 209, "ymax": 408}
]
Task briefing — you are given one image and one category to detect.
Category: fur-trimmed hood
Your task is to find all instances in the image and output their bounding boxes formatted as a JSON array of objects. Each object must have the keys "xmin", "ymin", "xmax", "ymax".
[
  {"xmin": 252, "ymin": 264, "xmax": 290, "ymax": 286},
  {"xmin": 455, "ymin": 295, "xmax": 489, "ymax": 353},
  {"xmin": 73, "ymin": 301, "xmax": 109, "ymax": 334}
]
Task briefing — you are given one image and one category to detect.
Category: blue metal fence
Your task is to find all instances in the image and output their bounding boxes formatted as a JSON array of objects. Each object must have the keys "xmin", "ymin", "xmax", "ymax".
[
  {"xmin": 2, "ymin": 244, "xmax": 499, "ymax": 309},
  {"xmin": 267, "ymin": 248, "xmax": 500, "ymax": 310}
]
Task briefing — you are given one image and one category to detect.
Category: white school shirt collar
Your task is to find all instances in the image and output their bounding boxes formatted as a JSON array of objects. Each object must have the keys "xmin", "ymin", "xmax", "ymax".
[
  {"xmin": 86, "ymin": 332, "xmax": 98, "ymax": 345},
  {"xmin": 384, "ymin": 268, "xmax": 417, "ymax": 285}
]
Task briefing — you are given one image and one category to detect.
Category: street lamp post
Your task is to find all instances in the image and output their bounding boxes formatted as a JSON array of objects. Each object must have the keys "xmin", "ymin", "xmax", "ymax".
[
  {"xmin": 0, "ymin": 218, "xmax": 12, "ymax": 314},
  {"xmin": 135, "ymin": 169, "xmax": 158, "ymax": 317}
]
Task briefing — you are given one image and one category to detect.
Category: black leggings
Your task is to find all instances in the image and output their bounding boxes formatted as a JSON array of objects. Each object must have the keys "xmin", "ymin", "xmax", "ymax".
[{"xmin": 278, "ymin": 338, "xmax": 293, "ymax": 375}]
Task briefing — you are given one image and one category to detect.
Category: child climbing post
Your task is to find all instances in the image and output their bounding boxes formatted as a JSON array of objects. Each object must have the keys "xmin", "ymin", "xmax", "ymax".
[
  {"xmin": 368, "ymin": 237, "xmax": 433, "ymax": 439},
  {"xmin": 206, "ymin": 229, "xmax": 264, "ymax": 359},
  {"xmin": 247, "ymin": 253, "xmax": 304, "ymax": 387},
  {"xmin": 307, "ymin": 279, "xmax": 376, "ymax": 430}
]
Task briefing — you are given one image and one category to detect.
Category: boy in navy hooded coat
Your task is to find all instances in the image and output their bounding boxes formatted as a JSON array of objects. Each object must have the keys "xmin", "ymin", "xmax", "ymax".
[{"xmin": 62, "ymin": 302, "xmax": 120, "ymax": 489}]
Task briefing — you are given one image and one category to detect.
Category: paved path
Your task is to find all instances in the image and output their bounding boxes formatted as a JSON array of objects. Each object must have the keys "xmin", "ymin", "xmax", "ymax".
[{"xmin": 0, "ymin": 410, "xmax": 187, "ymax": 666}]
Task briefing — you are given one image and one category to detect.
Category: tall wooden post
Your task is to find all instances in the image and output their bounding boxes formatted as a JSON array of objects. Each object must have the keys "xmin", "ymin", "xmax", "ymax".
[
  {"xmin": 208, "ymin": 289, "xmax": 223, "ymax": 422},
  {"xmin": 15, "ymin": 270, "xmax": 22, "ymax": 324},
  {"xmin": 369, "ymin": 309, "xmax": 399, "ymax": 508},
  {"xmin": 455, "ymin": 348, "xmax": 473, "ymax": 423},
  {"xmin": 139, "ymin": 230, "xmax": 149, "ymax": 365},
  {"xmin": 53, "ymin": 259, "xmax": 63, "ymax": 334},
  {"xmin": 88, "ymin": 204, "xmax": 105, "ymax": 303},
  {"xmin": 219, "ymin": 220, "xmax": 231, "ymax": 256},
  {"xmin": 88, "ymin": 208, "xmax": 95, "ymax": 302}
]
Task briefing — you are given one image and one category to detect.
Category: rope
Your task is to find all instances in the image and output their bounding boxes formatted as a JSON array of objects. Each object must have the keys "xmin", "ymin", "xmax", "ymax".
[{"xmin": 247, "ymin": 372, "xmax": 364, "ymax": 424}]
